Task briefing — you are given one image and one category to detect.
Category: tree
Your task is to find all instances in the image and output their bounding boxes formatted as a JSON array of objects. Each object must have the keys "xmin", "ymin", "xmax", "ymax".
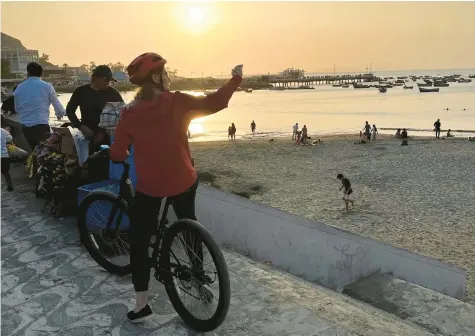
[
  {"xmin": 62, "ymin": 63, "xmax": 69, "ymax": 76},
  {"xmin": 166, "ymin": 67, "xmax": 178, "ymax": 79},
  {"xmin": 1, "ymin": 60, "xmax": 13, "ymax": 78},
  {"xmin": 79, "ymin": 64, "xmax": 89, "ymax": 74},
  {"xmin": 39, "ymin": 53, "xmax": 51, "ymax": 66},
  {"xmin": 111, "ymin": 62, "xmax": 125, "ymax": 72},
  {"xmin": 88, "ymin": 61, "xmax": 96, "ymax": 73}
]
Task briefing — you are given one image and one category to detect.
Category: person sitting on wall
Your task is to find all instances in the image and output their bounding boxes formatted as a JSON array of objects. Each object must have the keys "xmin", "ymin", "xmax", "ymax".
[{"xmin": 66, "ymin": 65, "xmax": 124, "ymax": 155}]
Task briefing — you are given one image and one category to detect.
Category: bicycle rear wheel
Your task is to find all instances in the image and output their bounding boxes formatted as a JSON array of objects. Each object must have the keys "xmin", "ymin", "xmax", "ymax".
[
  {"xmin": 77, "ymin": 191, "xmax": 131, "ymax": 275},
  {"xmin": 160, "ymin": 219, "xmax": 230, "ymax": 332}
]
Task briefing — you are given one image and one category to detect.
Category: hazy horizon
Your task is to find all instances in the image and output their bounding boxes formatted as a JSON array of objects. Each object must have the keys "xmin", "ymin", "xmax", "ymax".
[{"xmin": 2, "ymin": 1, "xmax": 475, "ymax": 76}]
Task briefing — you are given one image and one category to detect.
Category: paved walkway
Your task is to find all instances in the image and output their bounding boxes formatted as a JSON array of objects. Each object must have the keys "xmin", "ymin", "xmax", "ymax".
[{"xmin": 1, "ymin": 167, "xmax": 432, "ymax": 336}]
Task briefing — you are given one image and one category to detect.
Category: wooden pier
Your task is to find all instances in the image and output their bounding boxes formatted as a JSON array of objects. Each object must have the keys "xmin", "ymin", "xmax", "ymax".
[{"xmin": 268, "ymin": 73, "xmax": 376, "ymax": 87}]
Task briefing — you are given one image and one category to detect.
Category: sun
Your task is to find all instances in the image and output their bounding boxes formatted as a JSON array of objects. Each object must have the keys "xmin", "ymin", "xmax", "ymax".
[{"xmin": 189, "ymin": 7, "xmax": 204, "ymax": 24}]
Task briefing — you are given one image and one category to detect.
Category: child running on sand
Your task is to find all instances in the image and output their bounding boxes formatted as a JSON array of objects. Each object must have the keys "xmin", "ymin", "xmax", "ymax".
[{"xmin": 337, "ymin": 173, "xmax": 354, "ymax": 211}]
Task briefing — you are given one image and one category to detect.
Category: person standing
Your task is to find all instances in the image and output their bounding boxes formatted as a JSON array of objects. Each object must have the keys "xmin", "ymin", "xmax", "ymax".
[
  {"xmin": 251, "ymin": 120, "xmax": 256, "ymax": 135},
  {"xmin": 13, "ymin": 62, "xmax": 65, "ymax": 151},
  {"xmin": 337, "ymin": 173, "xmax": 354, "ymax": 211},
  {"xmin": 363, "ymin": 121, "xmax": 371, "ymax": 142},
  {"xmin": 292, "ymin": 123, "xmax": 299, "ymax": 140},
  {"xmin": 66, "ymin": 65, "xmax": 124, "ymax": 154},
  {"xmin": 434, "ymin": 119, "xmax": 441, "ymax": 139},
  {"xmin": 231, "ymin": 123, "xmax": 237, "ymax": 140},
  {"xmin": 110, "ymin": 51, "xmax": 242, "ymax": 321},
  {"xmin": 372, "ymin": 124, "xmax": 378, "ymax": 140},
  {"xmin": 301, "ymin": 125, "xmax": 308, "ymax": 145}
]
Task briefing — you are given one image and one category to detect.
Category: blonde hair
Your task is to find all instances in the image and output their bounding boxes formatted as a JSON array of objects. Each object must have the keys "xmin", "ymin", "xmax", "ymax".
[{"xmin": 135, "ymin": 65, "xmax": 165, "ymax": 100}]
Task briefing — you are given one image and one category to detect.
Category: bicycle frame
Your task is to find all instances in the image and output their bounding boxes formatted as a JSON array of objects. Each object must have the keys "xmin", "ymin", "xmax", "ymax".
[{"xmin": 109, "ymin": 160, "xmax": 183, "ymax": 283}]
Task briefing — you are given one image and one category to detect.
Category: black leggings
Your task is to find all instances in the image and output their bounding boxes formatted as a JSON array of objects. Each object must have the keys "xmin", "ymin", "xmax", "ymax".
[{"xmin": 129, "ymin": 179, "xmax": 200, "ymax": 292}]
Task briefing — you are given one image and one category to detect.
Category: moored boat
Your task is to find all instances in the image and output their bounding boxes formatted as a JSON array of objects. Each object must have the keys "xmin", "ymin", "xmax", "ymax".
[
  {"xmin": 379, "ymin": 87, "xmax": 387, "ymax": 93},
  {"xmin": 418, "ymin": 86, "xmax": 439, "ymax": 93}
]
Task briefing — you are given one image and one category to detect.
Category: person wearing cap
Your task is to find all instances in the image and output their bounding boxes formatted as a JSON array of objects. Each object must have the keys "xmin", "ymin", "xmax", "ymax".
[
  {"xmin": 66, "ymin": 65, "xmax": 123, "ymax": 153},
  {"xmin": 13, "ymin": 62, "xmax": 65, "ymax": 151}
]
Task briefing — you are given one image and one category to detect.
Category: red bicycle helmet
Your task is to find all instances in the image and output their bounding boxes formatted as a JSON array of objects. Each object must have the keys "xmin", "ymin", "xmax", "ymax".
[{"xmin": 127, "ymin": 52, "xmax": 167, "ymax": 85}]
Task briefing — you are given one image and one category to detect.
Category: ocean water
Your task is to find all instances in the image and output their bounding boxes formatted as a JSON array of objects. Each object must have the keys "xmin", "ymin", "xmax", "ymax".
[{"xmin": 51, "ymin": 68, "xmax": 475, "ymax": 141}]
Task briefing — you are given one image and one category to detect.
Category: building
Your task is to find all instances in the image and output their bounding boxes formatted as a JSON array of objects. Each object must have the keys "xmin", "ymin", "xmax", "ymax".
[{"xmin": 1, "ymin": 47, "xmax": 40, "ymax": 76}]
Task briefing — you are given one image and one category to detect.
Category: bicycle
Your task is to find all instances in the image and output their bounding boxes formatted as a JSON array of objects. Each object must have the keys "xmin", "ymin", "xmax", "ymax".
[{"xmin": 77, "ymin": 159, "xmax": 230, "ymax": 332}]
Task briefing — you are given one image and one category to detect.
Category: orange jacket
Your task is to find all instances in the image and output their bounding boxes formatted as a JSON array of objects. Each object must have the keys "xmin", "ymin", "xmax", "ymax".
[{"xmin": 110, "ymin": 75, "xmax": 242, "ymax": 197}]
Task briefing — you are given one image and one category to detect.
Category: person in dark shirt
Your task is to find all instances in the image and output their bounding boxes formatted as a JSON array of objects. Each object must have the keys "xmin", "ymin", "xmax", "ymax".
[
  {"xmin": 363, "ymin": 121, "xmax": 371, "ymax": 142},
  {"xmin": 251, "ymin": 120, "xmax": 256, "ymax": 135},
  {"xmin": 434, "ymin": 119, "xmax": 441, "ymax": 139},
  {"xmin": 1, "ymin": 86, "xmax": 18, "ymax": 115},
  {"xmin": 337, "ymin": 173, "xmax": 354, "ymax": 211},
  {"xmin": 66, "ymin": 65, "xmax": 123, "ymax": 153}
]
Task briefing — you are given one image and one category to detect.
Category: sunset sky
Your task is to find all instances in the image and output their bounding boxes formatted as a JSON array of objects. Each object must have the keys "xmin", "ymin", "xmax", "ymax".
[{"xmin": 2, "ymin": 1, "xmax": 475, "ymax": 76}]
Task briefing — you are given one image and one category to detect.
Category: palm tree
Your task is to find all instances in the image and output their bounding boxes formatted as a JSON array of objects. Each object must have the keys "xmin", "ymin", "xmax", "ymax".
[
  {"xmin": 79, "ymin": 64, "xmax": 89, "ymax": 74},
  {"xmin": 62, "ymin": 63, "xmax": 69, "ymax": 76}
]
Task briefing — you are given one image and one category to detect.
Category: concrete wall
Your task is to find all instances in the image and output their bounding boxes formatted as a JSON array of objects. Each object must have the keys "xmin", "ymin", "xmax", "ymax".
[{"xmin": 168, "ymin": 184, "xmax": 467, "ymax": 300}]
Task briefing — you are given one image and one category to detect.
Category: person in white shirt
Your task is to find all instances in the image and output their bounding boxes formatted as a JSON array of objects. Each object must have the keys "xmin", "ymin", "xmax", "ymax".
[
  {"xmin": 14, "ymin": 62, "xmax": 65, "ymax": 151},
  {"xmin": 1, "ymin": 115, "xmax": 14, "ymax": 191},
  {"xmin": 292, "ymin": 122, "xmax": 299, "ymax": 140}
]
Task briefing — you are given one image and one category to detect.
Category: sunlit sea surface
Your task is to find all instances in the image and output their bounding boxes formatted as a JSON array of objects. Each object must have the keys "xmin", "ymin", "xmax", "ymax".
[{"xmin": 50, "ymin": 68, "xmax": 475, "ymax": 141}]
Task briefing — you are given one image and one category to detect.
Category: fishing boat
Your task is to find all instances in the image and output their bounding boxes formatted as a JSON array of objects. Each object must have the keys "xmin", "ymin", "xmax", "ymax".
[
  {"xmin": 379, "ymin": 87, "xmax": 387, "ymax": 93},
  {"xmin": 403, "ymin": 85, "xmax": 414, "ymax": 89},
  {"xmin": 418, "ymin": 87, "xmax": 439, "ymax": 93},
  {"xmin": 458, "ymin": 78, "xmax": 472, "ymax": 83},
  {"xmin": 353, "ymin": 83, "xmax": 371, "ymax": 89},
  {"xmin": 332, "ymin": 83, "xmax": 341, "ymax": 87},
  {"xmin": 245, "ymin": 88, "xmax": 253, "ymax": 93},
  {"xmin": 433, "ymin": 81, "xmax": 449, "ymax": 87},
  {"xmin": 342, "ymin": 84, "xmax": 349, "ymax": 88}
]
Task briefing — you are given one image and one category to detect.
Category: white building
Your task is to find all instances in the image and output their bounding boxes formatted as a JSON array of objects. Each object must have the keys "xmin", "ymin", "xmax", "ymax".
[{"xmin": 1, "ymin": 47, "xmax": 40, "ymax": 75}]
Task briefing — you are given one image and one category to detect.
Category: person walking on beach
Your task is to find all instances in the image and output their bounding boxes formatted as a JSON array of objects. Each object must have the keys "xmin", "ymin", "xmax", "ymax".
[
  {"xmin": 110, "ymin": 52, "xmax": 243, "ymax": 322},
  {"xmin": 13, "ymin": 62, "xmax": 65, "ymax": 151},
  {"xmin": 372, "ymin": 124, "xmax": 378, "ymax": 140},
  {"xmin": 251, "ymin": 120, "xmax": 256, "ymax": 135},
  {"xmin": 231, "ymin": 123, "xmax": 237, "ymax": 140},
  {"xmin": 337, "ymin": 173, "xmax": 354, "ymax": 211},
  {"xmin": 363, "ymin": 121, "xmax": 371, "ymax": 142},
  {"xmin": 228, "ymin": 125, "xmax": 232, "ymax": 140},
  {"xmin": 301, "ymin": 125, "xmax": 308, "ymax": 145},
  {"xmin": 292, "ymin": 123, "xmax": 299, "ymax": 140},
  {"xmin": 434, "ymin": 119, "xmax": 441, "ymax": 139}
]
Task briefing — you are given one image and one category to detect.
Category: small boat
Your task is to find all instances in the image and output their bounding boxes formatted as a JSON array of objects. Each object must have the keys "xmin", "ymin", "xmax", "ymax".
[
  {"xmin": 434, "ymin": 82, "xmax": 449, "ymax": 87},
  {"xmin": 379, "ymin": 87, "xmax": 387, "ymax": 93},
  {"xmin": 245, "ymin": 88, "xmax": 253, "ymax": 93},
  {"xmin": 469, "ymin": 74, "xmax": 475, "ymax": 79},
  {"xmin": 458, "ymin": 78, "xmax": 472, "ymax": 83},
  {"xmin": 419, "ymin": 87, "xmax": 439, "ymax": 93},
  {"xmin": 342, "ymin": 84, "xmax": 349, "ymax": 88},
  {"xmin": 332, "ymin": 83, "xmax": 341, "ymax": 87},
  {"xmin": 353, "ymin": 83, "xmax": 371, "ymax": 89},
  {"xmin": 403, "ymin": 85, "xmax": 414, "ymax": 89}
]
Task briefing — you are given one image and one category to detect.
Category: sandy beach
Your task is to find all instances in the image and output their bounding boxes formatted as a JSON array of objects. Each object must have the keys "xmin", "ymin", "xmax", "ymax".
[{"xmin": 190, "ymin": 134, "xmax": 475, "ymax": 303}]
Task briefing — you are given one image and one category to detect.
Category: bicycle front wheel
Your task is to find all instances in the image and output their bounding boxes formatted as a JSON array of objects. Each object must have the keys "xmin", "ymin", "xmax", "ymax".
[
  {"xmin": 77, "ymin": 191, "xmax": 131, "ymax": 275},
  {"xmin": 160, "ymin": 219, "xmax": 230, "ymax": 332}
]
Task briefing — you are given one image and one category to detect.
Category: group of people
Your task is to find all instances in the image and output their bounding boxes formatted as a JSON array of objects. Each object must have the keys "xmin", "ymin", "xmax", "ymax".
[
  {"xmin": 2, "ymin": 56, "xmax": 245, "ymax": 323},
  {"xmin": 292, "ymin": 123, "xmax": 309, "ymax": 145},
  {"xmin": 227, "ymin": 123, "xmax": 237, "ymax": 140}
]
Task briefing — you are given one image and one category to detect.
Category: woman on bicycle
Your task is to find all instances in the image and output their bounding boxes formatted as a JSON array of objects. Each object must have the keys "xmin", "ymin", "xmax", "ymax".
[{"xmin": 110, "ymin": 52, "xmax": 243, "ymax": 322}]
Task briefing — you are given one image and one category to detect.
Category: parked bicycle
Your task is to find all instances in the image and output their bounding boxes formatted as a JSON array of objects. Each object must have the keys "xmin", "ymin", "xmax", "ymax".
[{"xmin": 77, "ymin": 154, "xmax": 230, "ymax": 332}]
